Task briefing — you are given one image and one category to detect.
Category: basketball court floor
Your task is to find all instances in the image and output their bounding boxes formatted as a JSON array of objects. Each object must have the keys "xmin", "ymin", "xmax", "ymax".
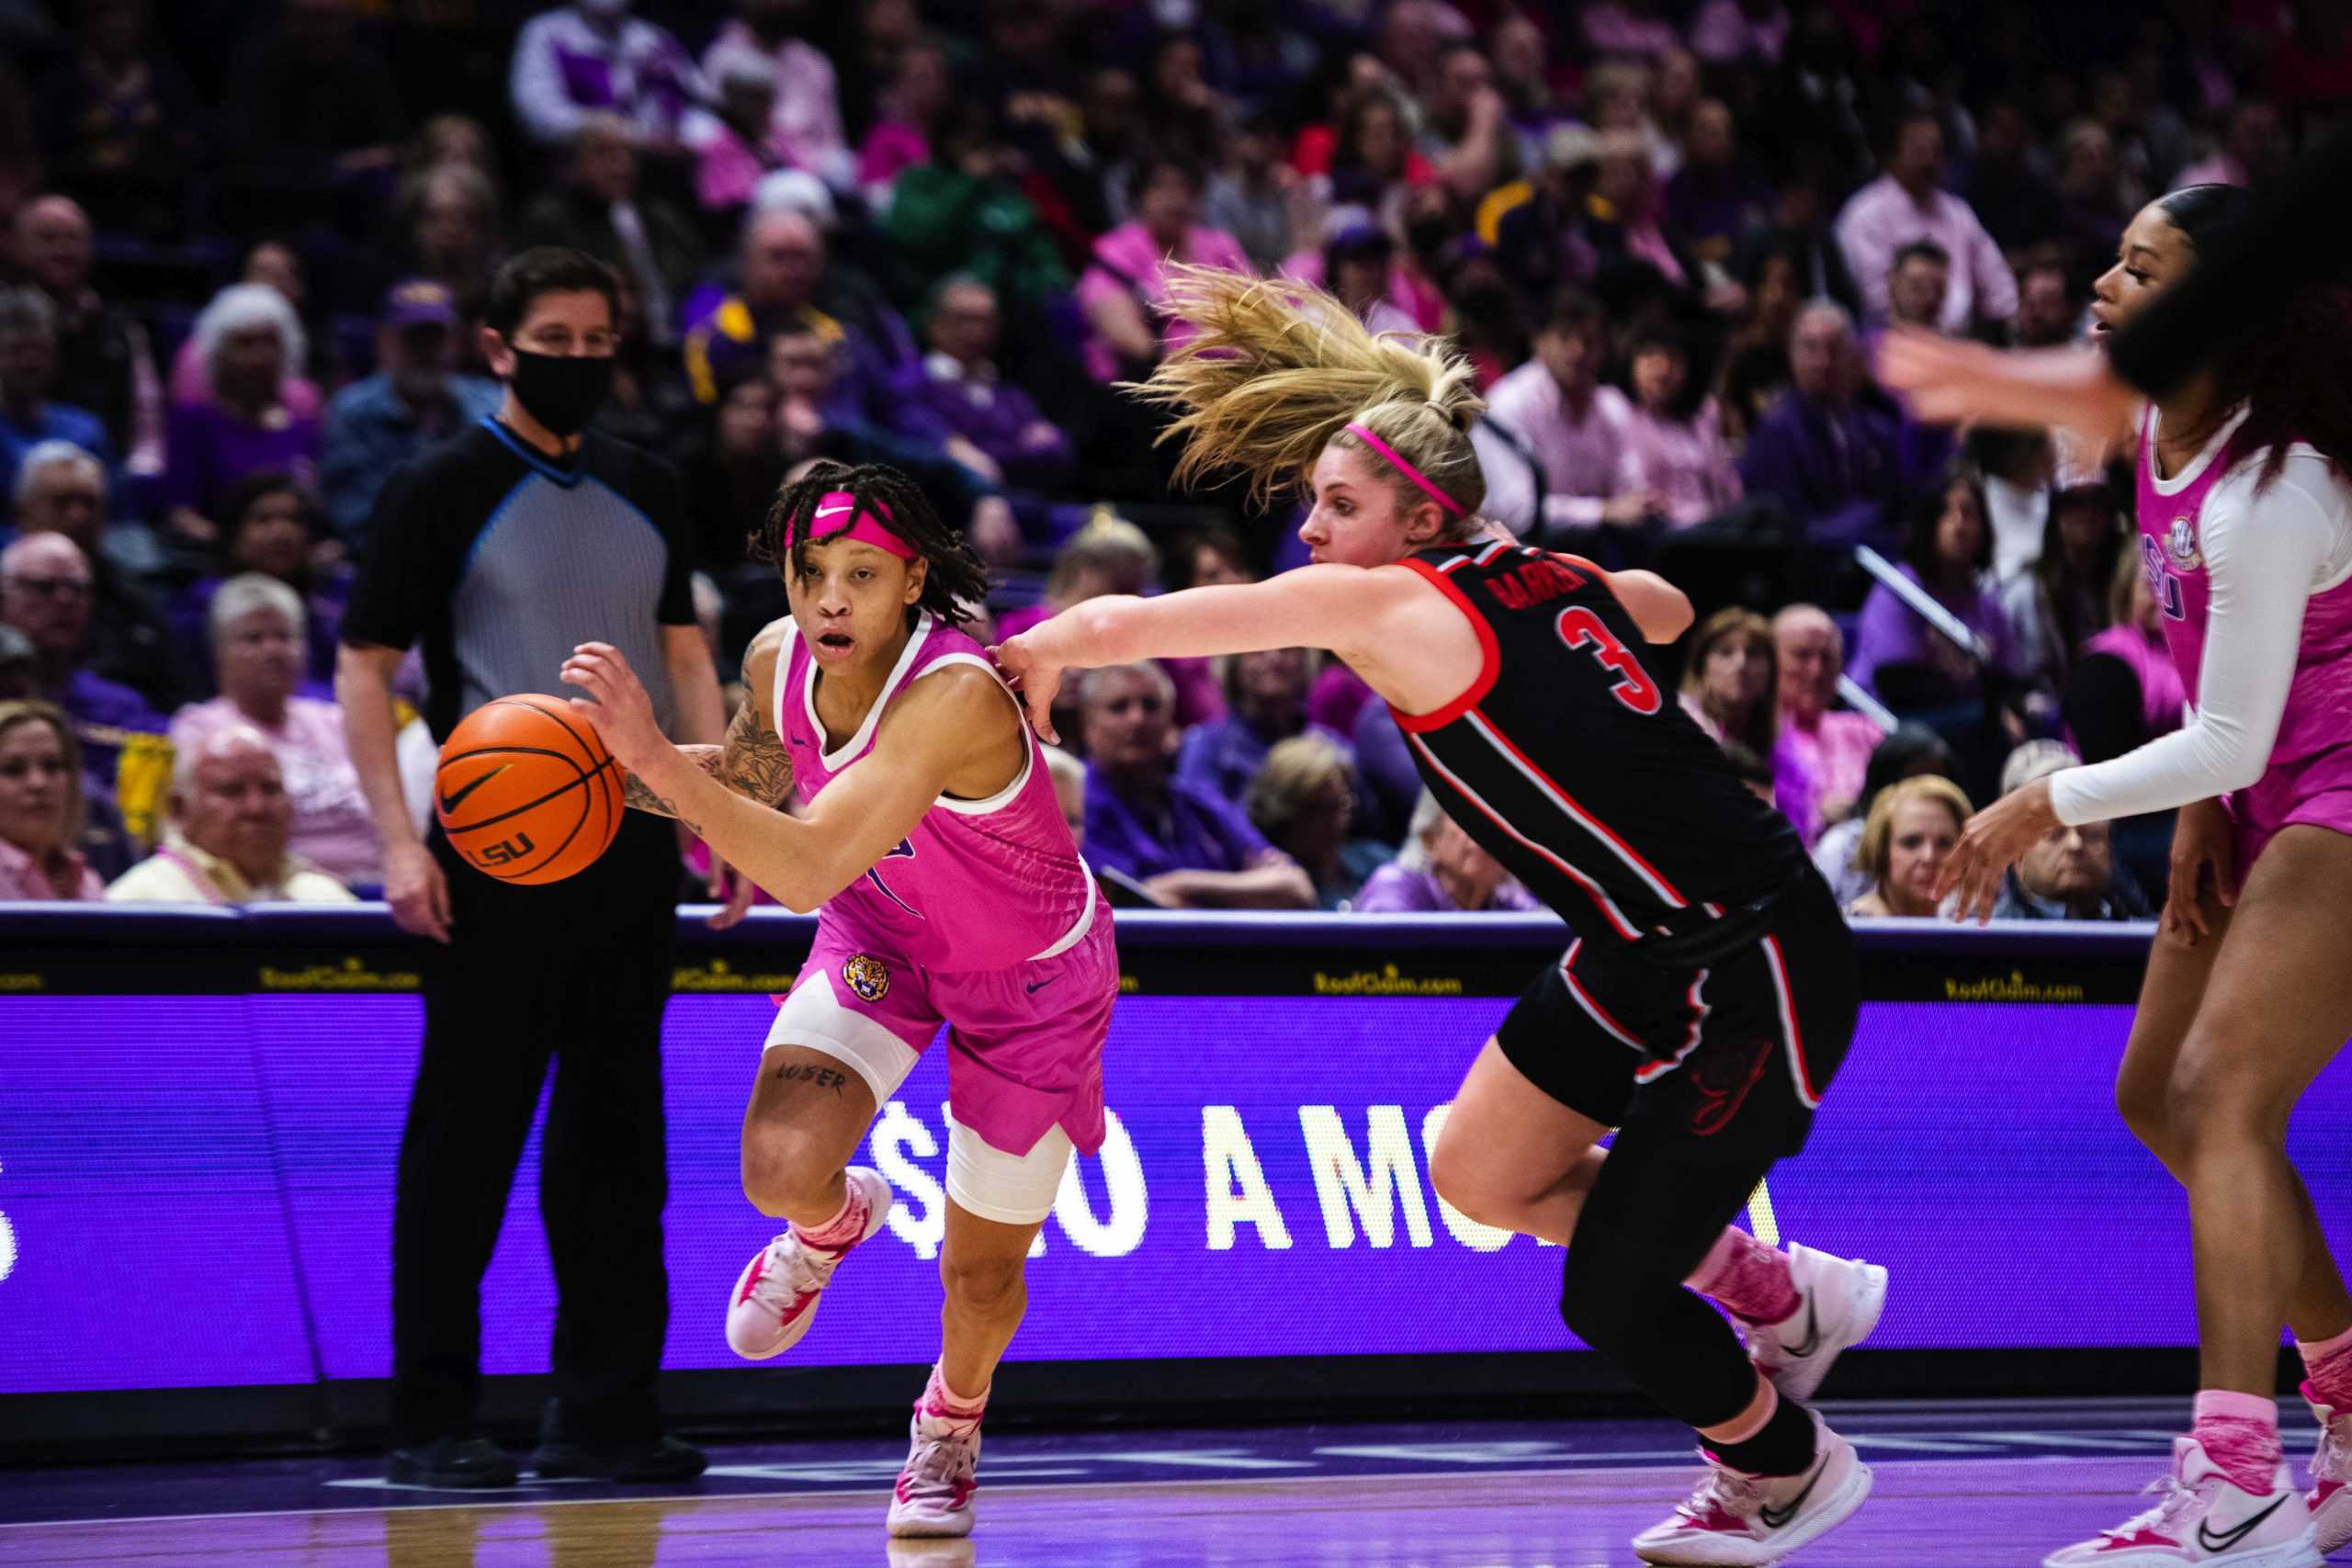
[{"xmin": 6, "ymin": 1400, "xmax": 2343, "ymax": 1566}]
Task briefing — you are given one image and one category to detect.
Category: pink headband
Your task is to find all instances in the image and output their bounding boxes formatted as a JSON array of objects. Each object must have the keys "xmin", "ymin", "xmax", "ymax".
[
  {"xmin": 796, "ymin": 490, "xmax": 916, "ymax": 559},
  {"xmin": 1344, "ymin": 421, "xmax": 1465, "ymax": 518}
]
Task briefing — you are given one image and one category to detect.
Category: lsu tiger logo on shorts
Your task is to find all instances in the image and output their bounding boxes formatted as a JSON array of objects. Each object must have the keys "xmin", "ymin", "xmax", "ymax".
[{"xmin": 842, "ymin": 953, "xmax": 891, "ymax": 1002}]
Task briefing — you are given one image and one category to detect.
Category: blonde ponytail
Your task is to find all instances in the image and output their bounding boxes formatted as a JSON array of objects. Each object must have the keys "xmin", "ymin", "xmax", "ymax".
[{"xmin": 1126, "ymin": 265, "xmax": 1488, "ymax": 522}]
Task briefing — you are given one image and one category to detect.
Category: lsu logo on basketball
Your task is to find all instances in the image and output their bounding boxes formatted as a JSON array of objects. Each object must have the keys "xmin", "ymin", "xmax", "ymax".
[
  {"xmin": 470, "ymin": 833, "xmax": 537, "ymax": 868},
  {"xmin": 842, "ymin": 953, "xmax": 891, "ymax": 1002}
]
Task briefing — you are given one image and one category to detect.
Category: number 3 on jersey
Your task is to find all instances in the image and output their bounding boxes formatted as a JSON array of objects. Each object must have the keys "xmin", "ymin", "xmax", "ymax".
[{"xmin": 1555, "ymin": 605, "xmax": 1662, "ymax": 714}]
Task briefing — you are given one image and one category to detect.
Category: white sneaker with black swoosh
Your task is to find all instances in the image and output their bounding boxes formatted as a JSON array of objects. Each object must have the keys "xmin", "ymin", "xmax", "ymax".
[
  {"xmin": 2042, "ymin": 1437, "xmax": 2322, "ymax": 1568},
  {"xmin": 1632, "ymin": 1408, "xmax": 1871, "ymax": 1565},
  {"xmin": 1745, "ymin": 1244, "xmax": 1887, "ymax": 1403}
]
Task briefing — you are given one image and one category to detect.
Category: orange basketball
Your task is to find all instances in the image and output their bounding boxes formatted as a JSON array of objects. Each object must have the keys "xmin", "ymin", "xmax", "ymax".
[{"xmin": 434, "ymin": 694, "xmax": 622, "ymax": 885}]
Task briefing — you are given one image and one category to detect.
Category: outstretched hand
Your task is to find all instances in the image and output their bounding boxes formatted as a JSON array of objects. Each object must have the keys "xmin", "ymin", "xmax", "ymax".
[
  {"xmin": 1934, "ymin": 776, "xmax": 2060, "ymax": 925},
  {"xmin": 989, "ymin": 634, "xmax": 1065, "ymax": 746}
]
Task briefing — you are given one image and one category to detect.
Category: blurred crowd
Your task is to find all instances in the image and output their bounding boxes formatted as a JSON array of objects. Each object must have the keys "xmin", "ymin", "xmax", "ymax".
[{"xmin": 2, "ymin": 0, "xmax": 2337, "ymax": 918}]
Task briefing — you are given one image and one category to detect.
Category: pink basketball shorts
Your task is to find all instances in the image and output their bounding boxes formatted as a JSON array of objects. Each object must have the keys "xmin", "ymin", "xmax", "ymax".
[
  {"xmin": 2226, "ymin": 740, "xmax": 2352, "ymax": 872},
  {"xmin": 763, "ymin": 905, "xmax": 1115, "ymax": 1224}
]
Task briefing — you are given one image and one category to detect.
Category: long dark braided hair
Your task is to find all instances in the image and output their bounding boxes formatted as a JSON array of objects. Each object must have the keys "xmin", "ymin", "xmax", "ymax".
[
  {"xmin": 751, "ymin": 461, "xmax": 992, "ymax": 627},
  {"xmin": 2158, "ymin": 184, "xmax": 2352, "ymax": 488}
]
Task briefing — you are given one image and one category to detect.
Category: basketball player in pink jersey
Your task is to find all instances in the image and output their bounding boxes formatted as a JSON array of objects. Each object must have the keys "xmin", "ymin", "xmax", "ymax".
[
  {"xmin": 560, "ymin": 462, "xmax": 1113, "ymax": 1540},
  {"xmin": 1893, "ymin": 187, "xmax": 2352, "ymax": 1568}
]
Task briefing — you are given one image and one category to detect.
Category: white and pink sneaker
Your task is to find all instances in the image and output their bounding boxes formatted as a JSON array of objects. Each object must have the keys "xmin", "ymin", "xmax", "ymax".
[
  {"xmin": 2305, "ymin": 1390, "xmax": 2352, "ymax": 1555},
  {"xmin": 725, "ymin": 1167, "xmax": 893, "ymax": 1360},
  {"xmin": 888, "ymin": 1402, "xmax": 982, "ymax": 1538},
  {"xmin": 1632, "ymin": 1408, "xmax": 1871, "ymax": 1565},
  {"xmin": 1744, "ymin": 1243, "xmax": 1888, "ymax": 1403},
  {"xmin": 2043, "ymin": 1437, "xmax": 2321, "ymax": 1568}
]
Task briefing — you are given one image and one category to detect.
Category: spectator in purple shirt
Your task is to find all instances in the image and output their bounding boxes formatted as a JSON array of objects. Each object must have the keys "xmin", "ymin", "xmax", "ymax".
[
  {"xmin": 1663, "ymin": 99, "xmax": 1773, "ymax": 274},
  {"xmin": 1736, "ymin": 301, "xmax": 1902, "ymax": 551},
  {"xmin": 167, "ymin": 473, "xmax": 347, "ymax": 700},
  {"xmin": 1076, "ymin": 661, "xmax": 1313, "ymax": 909},
  {"xmin": 893, "ymin": 276, "xmax": 1074, "ymax": 499},
  {"xmin": 509, "ymin": 0, "xmax": 707, "ymax": 155},
  {"xmin": 1176, "ymin": 647, "xmax": 1348, "ymax": 810},
  {"xmin": 0, "ymin": 531, "xmax": 164, "ymax": 801},
  {"xmin": 165, "ymin": 284, "xmax": 322, "ymax": 547},
  {"xmin": 1353, "ymin": 791, "xmax": 1541, "ymax": 913},
  {"xmin": 1849, "ymin": 467, "xmax": 2019, "ymax": 710},
  {"xmin": 1862, "ymin": 242, "xmax": 1960, "ymax": 492}
]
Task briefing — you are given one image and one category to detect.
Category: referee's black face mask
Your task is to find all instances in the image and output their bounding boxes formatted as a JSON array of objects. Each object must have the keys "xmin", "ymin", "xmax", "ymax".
[{"xmin": 503, "ymin": 344, "xmax": 615, "ymax": 437}]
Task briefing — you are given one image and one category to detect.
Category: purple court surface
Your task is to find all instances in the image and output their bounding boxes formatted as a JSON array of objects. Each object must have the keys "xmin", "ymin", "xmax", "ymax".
[{"xmin": 4, "ymin": 1399, "xmax": 2346, "ymax": 1565}]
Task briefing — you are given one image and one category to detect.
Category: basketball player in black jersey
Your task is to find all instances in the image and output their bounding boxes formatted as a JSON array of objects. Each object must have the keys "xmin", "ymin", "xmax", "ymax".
[{"xmin": 996, "ymin": 267, "xmax": 1883, "ymax": 1566}]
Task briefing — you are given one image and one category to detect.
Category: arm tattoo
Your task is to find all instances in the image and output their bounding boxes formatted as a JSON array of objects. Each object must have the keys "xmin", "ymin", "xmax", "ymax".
[
  {"xmin": 717, "ymin": 694, "xmax": 795, "ymax": 806},
  {"xmin": 621, "ymin": 746, "xmax": 720, "ymax": 820},
  {"xmin": 616, "ymin": 699, "xmax": 793, "ymax": 826}
]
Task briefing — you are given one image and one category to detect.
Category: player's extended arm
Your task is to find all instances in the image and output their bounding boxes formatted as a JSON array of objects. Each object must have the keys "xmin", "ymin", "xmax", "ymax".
[
  {"xmin": 621, "ymin": 622, "xmax": 796, "ymax": 815},
  {"xmin": 620, "ymin": 662, "xmax": 1003, "ymax": 912},
  {"xmin": 994, "ymin": 565, "xmax": 1448, "ymax": 742}
]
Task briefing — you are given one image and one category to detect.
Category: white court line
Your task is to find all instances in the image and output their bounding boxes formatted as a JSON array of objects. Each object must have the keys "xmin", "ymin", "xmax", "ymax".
[{"xmin": 0, "ymin": 1444, "xmax": 2167, "ymax": 1534}]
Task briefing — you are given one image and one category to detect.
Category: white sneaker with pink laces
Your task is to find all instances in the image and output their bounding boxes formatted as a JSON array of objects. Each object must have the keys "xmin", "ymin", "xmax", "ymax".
[
  {"xmin": 725, "ymin": 1167, "xmax": 893, "ymax": 1360},
  {"xmin": 2305, "ymin": 1391, "xmax": 2352, "ymax": 1554},
  {"xmin": 888, "ymin": 1403, "xmax": 982, "ymax": 1538},
  {"xmin": 2042, "ymin": 1437, "xmax": 2320, "ymax": 1568},
  {"xmin": 1745, "ymin": 1244, "xmax": 1888, "ymax": 1403},
  {"xmin": 1632, "ymin": 1408, "xmax": 1871, "ymax": 1565}
]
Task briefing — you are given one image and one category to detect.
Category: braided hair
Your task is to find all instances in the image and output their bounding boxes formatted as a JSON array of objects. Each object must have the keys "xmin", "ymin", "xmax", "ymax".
[{"xmin": 751, "ymin": 461, "xmax": 991, "ymax": 627}]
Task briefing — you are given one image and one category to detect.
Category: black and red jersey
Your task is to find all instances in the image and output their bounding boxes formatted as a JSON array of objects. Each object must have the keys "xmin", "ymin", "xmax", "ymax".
[{"xmin": 1390, "ymin": 539, "xmax": 1807, "ymax": 958}]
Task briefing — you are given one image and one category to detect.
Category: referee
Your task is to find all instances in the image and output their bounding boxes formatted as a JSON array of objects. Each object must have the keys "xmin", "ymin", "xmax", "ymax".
[{"xmin": 338, "ymin": 248, "xmax": 730, "ymax": 1486}]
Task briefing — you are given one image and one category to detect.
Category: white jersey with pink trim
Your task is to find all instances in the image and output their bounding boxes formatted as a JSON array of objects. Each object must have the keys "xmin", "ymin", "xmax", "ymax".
[{"xmin": 775, "ymin": 611, "xmax": 1097, "ymax": 973}]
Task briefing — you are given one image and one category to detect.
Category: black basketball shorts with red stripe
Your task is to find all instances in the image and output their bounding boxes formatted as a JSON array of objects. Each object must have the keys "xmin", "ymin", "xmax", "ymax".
[{"xmin": 1496, "ymin": 865, "xmax": 1859, "ymax": 1166}]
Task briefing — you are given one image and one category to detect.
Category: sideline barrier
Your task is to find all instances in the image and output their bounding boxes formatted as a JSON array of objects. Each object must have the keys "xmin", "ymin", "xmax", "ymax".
[{"xmin": 4, "ymin": 906, "xmax": 2347, "ymax": 1445}]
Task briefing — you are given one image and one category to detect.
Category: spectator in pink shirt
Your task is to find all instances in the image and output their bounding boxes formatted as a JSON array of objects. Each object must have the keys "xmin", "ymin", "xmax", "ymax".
[
  {"xmin": 1075, "ymin": 157, "xmax": 1253, "ymax": 384},
  {"xmin": 701, "ymin": 0, "xmax": 849, "ymax": 188},
  {"xmin": 1622, "ymin": 326, "xmax": 1740, "ymax": 526},
  {"xmin": 2171, "ymin": 97, "xmax": 2290, "ymax": 190},
  {"xmin": 1833, "ymin": 110, "xmax": 2017, "ymax": 333},
  {"xmin": 1474, "ymin": 289, "xmax": 1659, "ymax": 542},
  {"xmin": 1771, "ymin": 604, "xmax": 1886, "ymax": 847},
  {"xmin": 0, "ymin": 699, "xmax": 104, "ymax": 901},
  {"xmin": 692, "ymin": 49, "xmax": 792, "ymax": 217},
  {"xmin": 169, "ymin": 574, "xmax": 378, "ymax": 887},
  {"xmin": 1690, "ymin": 0, "xmax": 1792, "ymax": 65},
  {"xmin": 1582, "ymin": 0, "xmax": 1684, "ymax": 61},
  {"xmin": 856, "ymin": 36, "xmax": 948, "ymax": 200}
]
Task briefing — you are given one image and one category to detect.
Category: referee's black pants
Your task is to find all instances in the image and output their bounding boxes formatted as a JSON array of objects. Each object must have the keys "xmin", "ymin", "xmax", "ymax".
[{"xmin": 390, "ymin": 812, "xmax": 680, "ymax": 1447}]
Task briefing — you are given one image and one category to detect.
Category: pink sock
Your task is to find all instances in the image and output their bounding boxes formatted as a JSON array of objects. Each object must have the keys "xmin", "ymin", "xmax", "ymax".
[
  {"xmin": 794, "ymin": 1179, "xmax": 872, "ymax": 1251},
  {"xmin": 1686, "ymin": 1228, "xmax": 1801, "ymax": 1325},
  {"xmin": 922, "ymin": 1362, "xmax": 988, "ymax": 1422},
  {"xmin": 2299, "ymin": 1324, "xmax": 2352, "ymax": 1410},
  {"xmin": 2192, "ymin": 1390, "xmax": 2281, "ymax": 1495}
]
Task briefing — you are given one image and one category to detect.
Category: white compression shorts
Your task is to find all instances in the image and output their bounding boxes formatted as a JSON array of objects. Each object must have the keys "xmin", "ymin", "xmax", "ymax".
[{"xmin": 763, "ymin": 983, "xmax": 1074, "ymax": 1226}]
